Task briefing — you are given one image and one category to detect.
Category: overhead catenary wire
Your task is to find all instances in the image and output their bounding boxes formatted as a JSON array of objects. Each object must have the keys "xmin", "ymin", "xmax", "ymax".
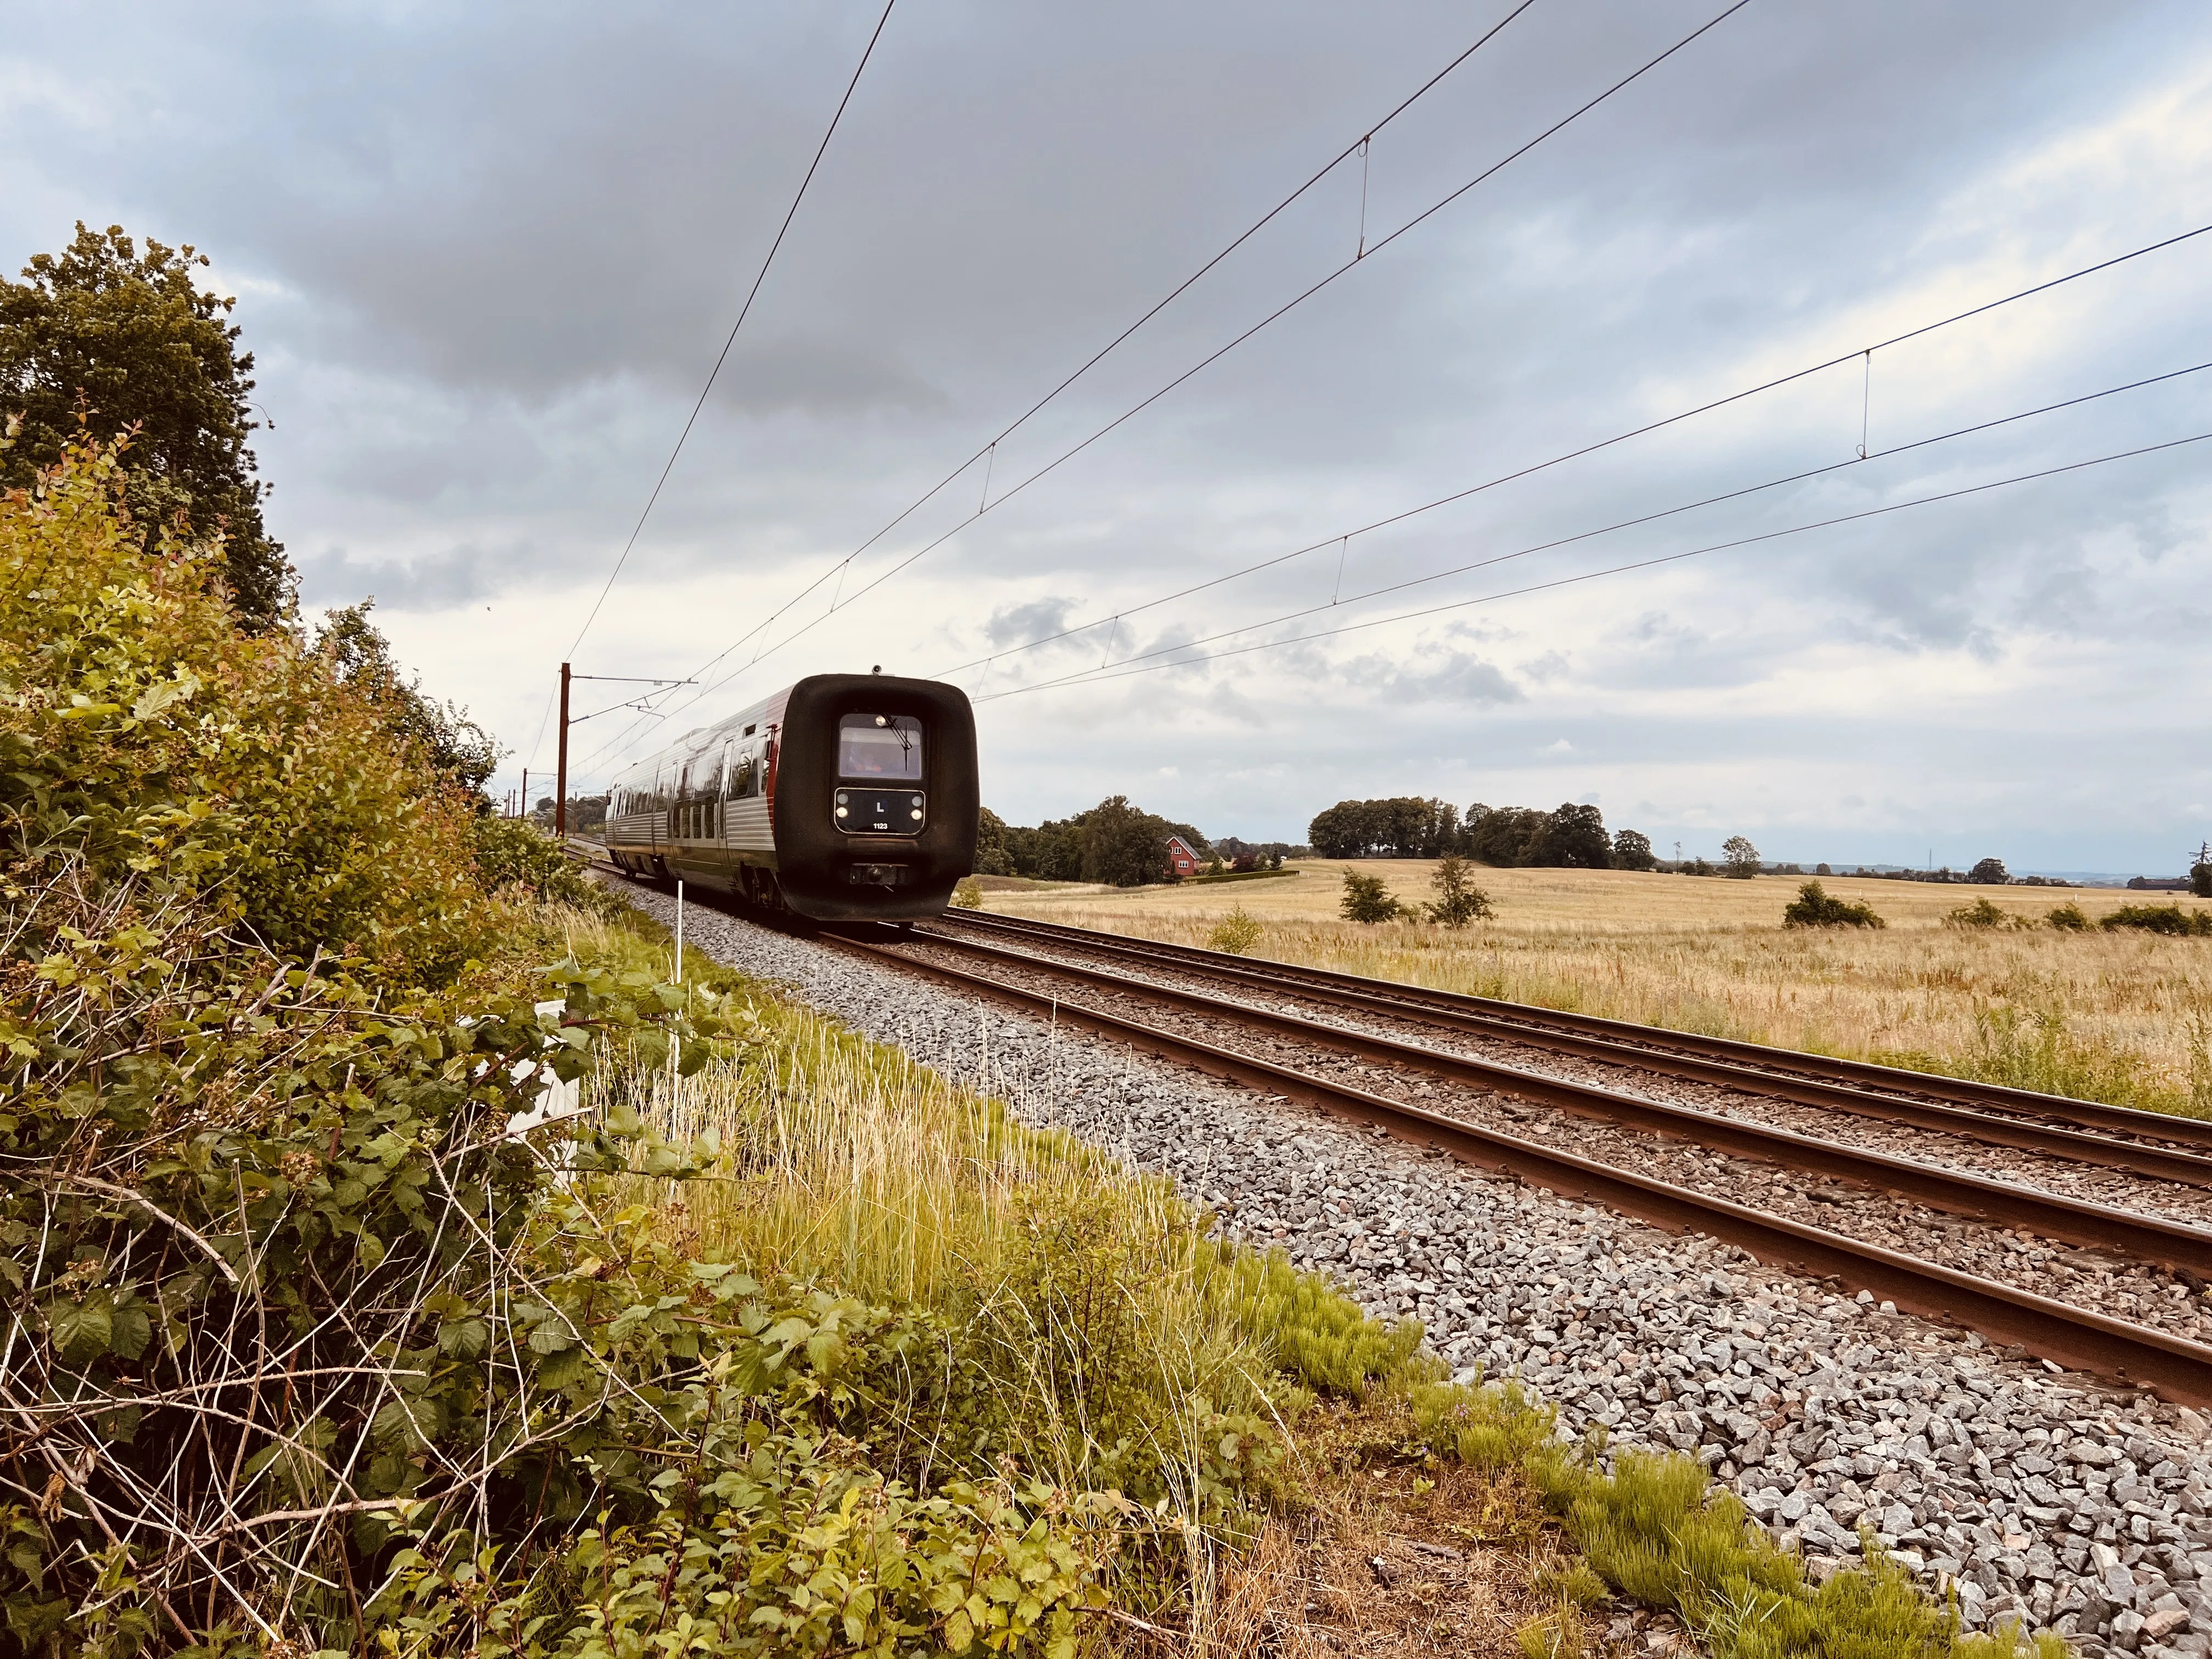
[
  {"xmin": 563, "ymin": 213, "xmax": 2212, "ymax": 788},
  {"xmin": 932, "ymin": 217, "xmax": 2212, "ymax": 682},
  {"xmin": 518, "ymin": 0, "xmax": 899, "ymax": 776},
  {"xmin": 585, "ymin": 0, "xmax": 1751, "ymax": 768},
  {"xmin": 975, "ymin": 428, "xmax": 2212, "ymax": 701},
  {"xmin": 562, "ymin": 226, "xmax": 2209, "ymax": 788},
  {"xmin": 645, "ymin": 2, "xmax": 1544, "ymax": 701},
  {"xmin": 980, "ymin": 359, "xmax": 2212, "ymax": 699}
]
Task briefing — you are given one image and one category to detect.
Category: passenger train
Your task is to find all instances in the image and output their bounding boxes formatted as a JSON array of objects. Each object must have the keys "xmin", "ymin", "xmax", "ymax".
[{"xmin": 604, "ymin": 672, "xmax": 979, "ymax": 922}]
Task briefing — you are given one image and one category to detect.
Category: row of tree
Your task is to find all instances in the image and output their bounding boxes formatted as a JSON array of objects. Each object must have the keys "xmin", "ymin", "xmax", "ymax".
[
  {"xmin": 975, "ymin": 797, "xmax": 1215, "ymax": 887},
  {"xmin": 1307, "ymin": 797, "xmax": 1656, "ymax": 871}
]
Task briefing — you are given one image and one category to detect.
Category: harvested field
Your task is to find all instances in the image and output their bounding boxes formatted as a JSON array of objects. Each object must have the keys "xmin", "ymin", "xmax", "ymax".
[{"xmin": 981, "ymin": 862, "xmax": 2212, "ymax": 1116}]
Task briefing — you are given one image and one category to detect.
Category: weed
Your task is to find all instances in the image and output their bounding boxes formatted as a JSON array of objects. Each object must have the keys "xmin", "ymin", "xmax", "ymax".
[
  {"xmin": 1207, "ymin": 903, "xmax": 1263, "ymax": 955},
  {"xmin": 951, "ymin": 875, "xmax": 984, "ymax": 907},
  {"xmin": 1515, "ymin": 1598, "xmax": 1591, "ymax": 1657}
]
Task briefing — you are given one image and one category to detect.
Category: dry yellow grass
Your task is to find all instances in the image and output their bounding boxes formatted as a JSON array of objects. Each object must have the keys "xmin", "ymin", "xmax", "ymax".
[{"xmin": 983, "ymin": 863, "xmax": 2212, "ymax": 1115}]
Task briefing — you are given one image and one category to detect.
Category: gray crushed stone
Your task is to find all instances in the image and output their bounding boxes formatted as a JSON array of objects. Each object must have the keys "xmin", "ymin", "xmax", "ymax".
[{"xmin": 620, "ymin": 880, "xmax": 2212, "ymax": 1656}]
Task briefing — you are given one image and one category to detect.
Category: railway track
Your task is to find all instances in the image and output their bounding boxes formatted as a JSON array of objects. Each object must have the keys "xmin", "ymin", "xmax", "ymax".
[
  {"xmin": 578, "ymin": 853, "xmax": 2212, "ymax": 1404},
  {"xmin": 940, "ymin": 909, "xmax": 2212, "ymax": 1160},
  {"xmin": 830, "ymin": 911, "xmax": 2212, "ymax": 1405}
]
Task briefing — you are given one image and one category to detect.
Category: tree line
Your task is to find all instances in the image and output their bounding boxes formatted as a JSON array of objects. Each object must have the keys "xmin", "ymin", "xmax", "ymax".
[
  {"xmin": 975, "ymin": 796, "xmax": 1221, "ymax": 887},
  {"xmin": 1307, "ymin": 797, "xmax": 1656, "ymax": 871}
]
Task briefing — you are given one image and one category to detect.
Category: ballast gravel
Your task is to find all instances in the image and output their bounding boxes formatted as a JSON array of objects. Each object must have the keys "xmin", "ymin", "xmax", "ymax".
[
  {"xmin": 881, "ymin": 932, "xmax": 2212, "ymax": 1349},
  {"xmin": 619, "ymin": 881, "xmax": 2212, "ymax": 1657}
]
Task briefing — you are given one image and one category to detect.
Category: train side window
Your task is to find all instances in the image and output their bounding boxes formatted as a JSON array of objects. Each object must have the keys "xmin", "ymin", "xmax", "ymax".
[{"xmin": 838, "ymin": 714, "xmax": 923, "ymax": 781}]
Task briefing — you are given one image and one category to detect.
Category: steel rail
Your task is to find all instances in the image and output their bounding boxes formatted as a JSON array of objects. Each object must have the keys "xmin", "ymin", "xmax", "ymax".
[
  {"xmin": 923, "ymin": 913, "xmax": 2212, "ymax": 1189},
  {"xmin": 940, "ymin": 909, "xmax": 2212, "ymax": 1150},
  {"xmin": 820, "ymin": 931, "xmax": 2212, "ymax": 1407},
  {"xmin": 897, "ymin": 926, "xmax": 2212, "ymax": 1275}
]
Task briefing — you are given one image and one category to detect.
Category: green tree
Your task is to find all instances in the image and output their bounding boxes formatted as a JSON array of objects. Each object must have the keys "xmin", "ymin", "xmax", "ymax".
[
  {"xmin": 1721, "ymin": 835, "xmax": 1762, "ymax": 879},
  {"xmin": 1080, "ymin": 794, "xmax": 1172, "ymax": 887},
  {"xmin": 1, "ymin": 223, "xmax": 291, "ymax": 624},
  {"xmin": 1611, "ymin": 828, "xmax": 1657, "ymax": 871},
  {"xmin": 1425, "ymin": 855, "xmax": 1494, "ymax": 927},
  {"xmin": 1339, "ymin": 868, "xmax": 1406, "ymax": 923},
  {"xmin": 2191, "ymin": 841, "xmax": 2210, "ymax": 899},
  {"xmin": 313, "ymin": 599, "xmax": 501, "ymax": 802},
  {"xmin": 974, "ymin": 805, "xmax": 1011, "ymax": 875},
  {"xmin": 1967, "ymin": 856, "xmax": 2010, "ymax": 885},
  {"xmin": 1538, "ymin": 803, "xmax": 1611, "ymax": 868}
]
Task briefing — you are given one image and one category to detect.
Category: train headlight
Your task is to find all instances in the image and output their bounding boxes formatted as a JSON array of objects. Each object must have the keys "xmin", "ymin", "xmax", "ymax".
[{"xmin": 910, "ymin": 808, "xmax": 923, "ymax": 820}]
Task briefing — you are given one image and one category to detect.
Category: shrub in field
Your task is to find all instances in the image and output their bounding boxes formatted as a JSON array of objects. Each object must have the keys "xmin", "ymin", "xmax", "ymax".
[
  {"xmin": 2047, "ymin": 902, "xmax": 2091, "ymax": 932},
  {"xmin": 951, "ymin": 874, "xmax": 984, "ymax": 907},
  {"xmin": 2101, "ymin": 902, "xmax": 2212, "ymax": 936},
  {"xmin": 1426, "ymin": 854, "xmax": 1496, "ymax": 927},
  {"xmin": 1946, "ymin": 897, "xmax": 2029, "ymax": 930},
  {"xmin": 1782, "ymin": 881, "xmax": 1886, "ymax": 929},
  {"xmin": 1207, "ymin": 902, "xmax": 1262, "ymax": 953},
  {"xmin": 1339, "ymin": 867, "xmax": 1408, "ymax": 923}
]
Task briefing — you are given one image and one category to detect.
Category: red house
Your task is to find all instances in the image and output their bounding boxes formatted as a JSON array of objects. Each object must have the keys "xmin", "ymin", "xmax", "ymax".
[{"xmin": 1166, "ymin": 834, "xmax": 1205, "ymax": 878}]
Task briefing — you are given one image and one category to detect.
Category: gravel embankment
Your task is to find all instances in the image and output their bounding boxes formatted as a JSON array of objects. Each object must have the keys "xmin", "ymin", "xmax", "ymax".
[
  {"xmin": 620, "ymin": 881, "xmax": 2212, "ymax": 1657},
  {"xmin": 882, "ymin": 932, "xmax": 2212, "ymax": 1348},
  {"xmin": 930, "ymin": 921, "xmax": 2212, "ymax": 1229}
]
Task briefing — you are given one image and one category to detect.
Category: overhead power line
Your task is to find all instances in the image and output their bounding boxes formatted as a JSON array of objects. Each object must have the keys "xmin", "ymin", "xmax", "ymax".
[
  {"xmin": 522, "ymin": 0, "xmax": 899, "ymax": 771},
  {"xmin": 939, "ymin": 218, "xmax": 2212, "ymax": 682},
  {"xmin": 562, "ymin": 217, "xmax": 2212, "ymax": 787},
  {"xmin": 589, "ymin": 0, "xmax": 1751, "ymax": 765},
  {"xmin": 975, "ymin": 427, "xmax": 2212, "ymax": 701},
  {"xmin": 612, "ymin": 1, "xmax": 1545, "ymax": 739}
]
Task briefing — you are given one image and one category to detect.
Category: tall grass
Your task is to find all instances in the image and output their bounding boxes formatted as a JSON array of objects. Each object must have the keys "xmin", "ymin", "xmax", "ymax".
[
  {"xmin": 549, "ymin": 908, "xmax": 1417, "ymax": 1612},
  {"xmin": 563, "ymin": 902, "xmax": 2066, "ymax": 1656},
  {"xmin": 994, "ymin": 865, "xmax": 2212, "ymax": 1117}
]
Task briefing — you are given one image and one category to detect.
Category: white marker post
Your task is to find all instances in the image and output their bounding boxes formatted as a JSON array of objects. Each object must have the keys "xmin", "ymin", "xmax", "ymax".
[{"xmin": 670, "ymin": 879, "xmax": 685, "ymax": 1079}]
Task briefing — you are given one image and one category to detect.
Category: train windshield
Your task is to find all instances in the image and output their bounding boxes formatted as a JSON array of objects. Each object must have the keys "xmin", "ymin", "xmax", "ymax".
[{"xmin": 838, "ymin": 714, "xmax": 923, "ymax": 781}]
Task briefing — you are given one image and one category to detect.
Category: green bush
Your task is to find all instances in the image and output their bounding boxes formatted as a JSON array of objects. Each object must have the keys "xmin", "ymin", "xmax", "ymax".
[
  {"xmin": 1339, "ymin": 867, "xmax": 1409, "ymax": 923},
  {"xmin": 2046, "ymin": 902, "xmax": 2091, "ymax": 932},
  {"xmin": 0, "ymin": 427, "xmax": 488, "ymax": 985},
  {"xmin": 1947, "ymin": 897, "xmax": 2006, "ymax": 928},
  {"xmin": 473, "ymin": 814, "xmax": 615, "ymax": 909},
  {"xmin": 2101, "ymin": 902, "xmax": 2212, "ymax": 936},
  {"xmin": 951, "ymin": 874, "xmax": 983, "ymax": 907},
  {"xmin": 1781, "ymin": 881, "xmax": 1885, "ymax": 929},
  {"xmin": 1206, "ymin": 904, "xmax": 1263, "ymax": 954}
]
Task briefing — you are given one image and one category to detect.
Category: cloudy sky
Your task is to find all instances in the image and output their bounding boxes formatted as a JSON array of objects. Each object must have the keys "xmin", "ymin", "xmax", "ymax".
[{"xmin": 8, "ymin": 1, "xmax": 2210, "ymax": 873}]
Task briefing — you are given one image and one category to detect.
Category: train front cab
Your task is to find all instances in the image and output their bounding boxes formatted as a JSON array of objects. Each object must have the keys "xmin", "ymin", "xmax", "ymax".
[{"xmin": 771, "ymin": 674, "xmax": 978, "ymax": 922}]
